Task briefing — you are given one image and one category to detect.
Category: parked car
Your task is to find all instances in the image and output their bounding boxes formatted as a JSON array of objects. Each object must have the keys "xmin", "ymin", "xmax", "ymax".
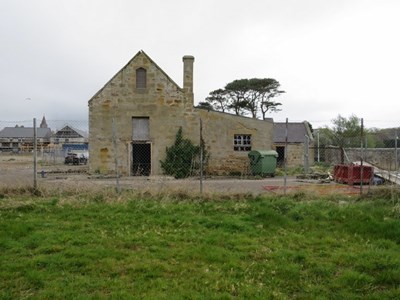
[{"xmin": 64, "ymin": 152, "xmax": 87, "ymax": 165}]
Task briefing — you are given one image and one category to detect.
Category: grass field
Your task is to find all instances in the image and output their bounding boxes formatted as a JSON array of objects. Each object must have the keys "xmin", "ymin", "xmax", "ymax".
[{"xmin": 1, "ymin": 188, "xmax": 400, "ymax": 299}]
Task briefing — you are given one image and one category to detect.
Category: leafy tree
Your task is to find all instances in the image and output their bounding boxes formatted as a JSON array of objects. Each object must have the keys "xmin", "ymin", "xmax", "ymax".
[
  {"xmin": 204, "ymin": 78, "xmax": 284, "ymax": 119},
  {"xmin": 195, "ymin": 101, "xmax": 214, "ymax": 111},
  {"xmin": 160, "ymin": 127, "xmax": 208, "ymax": 178},
  {"xmin": 252, "ymin": 78, "xmax": 284, "ymax": 119},
  {"xmin": 329, "ymin": 114, "xmax": 362, "ymax": 147},
  {"xmin": 224, "ymin": 80, "xmax": 249, "ymax": 116},
  {"xmin": 320, "ymin": 121, "xmax": 399, "ymax": 152},
  {"xmin": 323, "ymin": 114, "xmax": 362, "ymax": 163},
  {"xmin": 203, "ymin": 89, "xmax": 229, "ymax": 112},
  {"xmin": 365, "ymin": 128, "xmax": 384, "ymax": 148},
  {"xmin": 368, "ymin": 127, "xmax": 400, "ymax": 148}
]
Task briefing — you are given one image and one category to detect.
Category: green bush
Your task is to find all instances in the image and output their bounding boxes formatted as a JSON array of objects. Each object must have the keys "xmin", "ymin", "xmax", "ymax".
[{"xmin": 160, "ymin": 127, "xmax": 207, "ymax": 178}]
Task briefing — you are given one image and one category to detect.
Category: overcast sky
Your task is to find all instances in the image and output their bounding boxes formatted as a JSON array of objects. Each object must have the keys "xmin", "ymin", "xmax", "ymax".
[{"xmin": 1, "ymin": 0, "xmax": 399, "ymax": 129}]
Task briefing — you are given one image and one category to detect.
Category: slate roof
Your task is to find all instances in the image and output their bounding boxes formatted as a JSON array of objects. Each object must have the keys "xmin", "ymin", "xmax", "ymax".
[
  {"xmin": 0, "ymin": 127, "xmax": 52, "ymax": 139},
  {"xmin": 273, "ymin": 122, "xmax": 313, "ymax": 143}
]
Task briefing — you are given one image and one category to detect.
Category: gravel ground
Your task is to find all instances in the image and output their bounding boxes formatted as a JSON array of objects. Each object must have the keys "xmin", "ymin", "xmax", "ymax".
[{"xmin": 0, "ymin": 153, "xmax": 363, "ymax": 196}]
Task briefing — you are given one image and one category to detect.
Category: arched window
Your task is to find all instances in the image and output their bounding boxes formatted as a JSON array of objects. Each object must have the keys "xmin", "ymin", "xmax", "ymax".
[{"xmin": 136, "ymin": 68, "xmax": 147, "ymax": 89}]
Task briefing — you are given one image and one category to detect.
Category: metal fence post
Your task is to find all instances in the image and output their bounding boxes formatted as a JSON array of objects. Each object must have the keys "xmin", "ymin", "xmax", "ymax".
[
  {"xmin": 284, "ymin": 118, "xmax": 288, "ymax": 195},
  {"xmin": 33, "ymin": 118, "xmax": 37, "ymax": 191},
  {"xmin": 317, "ymin": 130, "xmax": 320, "ymax": 163},
  {"xmin": 112, "ymin": 118, "xmax": 121, "ymax": 193},
  {"xmin": 395, "ymin": 128, "xmax": 398, "ymax": 174},
  {"xmin": 360, "ymin": 118, "xmax": 364, "ymax": 196},
  {"xmin": 200, "ymin": 118, "xmax": 203, "ymax": 195},
  {"xmin": 304, "ymin": 134, "xmax": 309, "ymax": 174}
]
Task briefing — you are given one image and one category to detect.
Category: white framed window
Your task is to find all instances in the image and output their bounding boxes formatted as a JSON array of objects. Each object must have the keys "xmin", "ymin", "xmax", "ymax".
[{"xmin": 234, "ymin": 134, "xmax": 251, "ymax": 151}]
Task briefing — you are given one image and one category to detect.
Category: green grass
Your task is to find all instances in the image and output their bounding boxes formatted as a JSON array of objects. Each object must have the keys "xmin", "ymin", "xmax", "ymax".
[{"xmin": 1, "ymin": 192, "xmax": 400, "ymax": 299}]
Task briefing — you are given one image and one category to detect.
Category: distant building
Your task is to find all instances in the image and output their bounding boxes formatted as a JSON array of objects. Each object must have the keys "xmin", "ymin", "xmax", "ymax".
[
  {"xmin": 39, "ymin": 115, "xmax": 48, "ymax": 128},
  {"xmin": 0, "ymin": 117, "xmax": 52, "ymax": 152},
  {"xmin": 51, "ymin": 125, "xmax": 88, "ymax": 152},
  {"xmin": 273, "ymin": 121, "xmax": 314, "ymax": 167}
]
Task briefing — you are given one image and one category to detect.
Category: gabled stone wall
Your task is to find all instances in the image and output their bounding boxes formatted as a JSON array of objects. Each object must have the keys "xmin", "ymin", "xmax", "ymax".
[{"xmin": 89, "ymin": 51, "xmax": 274, "ymax": 176}]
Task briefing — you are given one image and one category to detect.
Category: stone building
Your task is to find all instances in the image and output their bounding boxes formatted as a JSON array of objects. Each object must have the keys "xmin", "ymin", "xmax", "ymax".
[
  {"xmin": 273, "ymin": 121, "xmax": 314, "ymax": 167},
  {"xmin": 88, "ymin": 51, "xmax": 274, "ymax": 176}
]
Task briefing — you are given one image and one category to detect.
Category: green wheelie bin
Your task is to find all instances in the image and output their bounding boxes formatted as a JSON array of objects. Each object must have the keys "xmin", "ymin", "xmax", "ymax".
[{"xmin": 248, "ymin": 150, "xmax": 278, "ymax": 177}]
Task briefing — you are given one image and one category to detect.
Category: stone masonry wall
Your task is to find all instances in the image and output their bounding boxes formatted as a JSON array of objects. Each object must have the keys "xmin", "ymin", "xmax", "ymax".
[
  {"xmin": 196, "ymin": 109, "xmax": 273, "ymax": 175},
  {"xmin": 89, "ymin": 52, "xmax": 274, "ymax": 176},
  {"xmin": 274, "ymin": 143, "xmax": 315, "ymax": 168},
  {"xmin": 323, "ymin": 147, "xmax": 399, "ymax": 170},
  {"xmin": 89, "ymin": 52, "xmax": 192, "ymax": 175}
]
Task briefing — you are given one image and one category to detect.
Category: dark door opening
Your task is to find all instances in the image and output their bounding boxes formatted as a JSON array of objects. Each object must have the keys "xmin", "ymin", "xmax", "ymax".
[
  {"xmin": 276, "ymin": 146, "xmax": 285, "ymax": 167},
  {"xmin": 132, "ymin": 143, "xmax": 151, "ymax": 176}
]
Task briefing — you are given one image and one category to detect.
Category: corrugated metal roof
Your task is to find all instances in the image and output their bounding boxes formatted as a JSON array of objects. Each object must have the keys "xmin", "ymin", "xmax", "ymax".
[
  {"xmin": 0, "ymin": 127, "xmax": 52, "ymax": 139},
  {"xmin": 273, "ymin": 122, "xmax": 313, "ymax": 143}
]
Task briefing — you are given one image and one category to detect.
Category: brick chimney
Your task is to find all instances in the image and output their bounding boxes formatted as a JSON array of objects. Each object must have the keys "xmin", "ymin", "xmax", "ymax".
[{"xmin": 183, "ymin": 55, "xmax": 194, "ymax": 105}]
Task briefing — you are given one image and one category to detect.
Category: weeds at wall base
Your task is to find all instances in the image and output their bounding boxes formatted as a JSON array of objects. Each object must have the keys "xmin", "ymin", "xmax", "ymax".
[{"xmin": 0, "ymin": 183, "xmax": 399, "ymax": 207}]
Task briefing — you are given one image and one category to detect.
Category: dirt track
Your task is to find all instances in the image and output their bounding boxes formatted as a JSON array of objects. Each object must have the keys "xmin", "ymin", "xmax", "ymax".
[{"xmin": 0, "ymin": 153, "xmax": 365, "ymax": 196}]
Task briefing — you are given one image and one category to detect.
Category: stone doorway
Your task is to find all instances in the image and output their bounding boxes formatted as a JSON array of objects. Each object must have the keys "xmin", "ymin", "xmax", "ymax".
[
  {"xmin": 131, "ymin": 142, "xmax": 151, "ymax": 176},
  {"xmin": 276, "ymin": 146, "xmax": 285, "ymax": 167}
]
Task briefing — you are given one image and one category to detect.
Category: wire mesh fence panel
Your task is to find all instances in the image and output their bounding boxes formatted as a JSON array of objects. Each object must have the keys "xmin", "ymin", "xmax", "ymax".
[
  {"xmin": 0, "ymin": 118, "xmax": 399, "ymax": 195},
  {"xmin": 0, "ymin": 119, "xmax": 88, "ymax": 153},
  {"xmin": 313, "ymin": 120, "xmax": 399, "ymax": 194},
  {"xmin": 0, "ymin": 119, "xmax": 88, "ymax": 188}
]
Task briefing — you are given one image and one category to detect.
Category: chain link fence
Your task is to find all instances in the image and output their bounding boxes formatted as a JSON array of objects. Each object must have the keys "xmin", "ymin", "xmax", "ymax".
[
  {"xmin": 0, "ymin": 119, "xmax": 88, "ymax": 158},
  {"xmin": 1, "ymin": 118, "xmax": 399, "ymax": 196}
]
